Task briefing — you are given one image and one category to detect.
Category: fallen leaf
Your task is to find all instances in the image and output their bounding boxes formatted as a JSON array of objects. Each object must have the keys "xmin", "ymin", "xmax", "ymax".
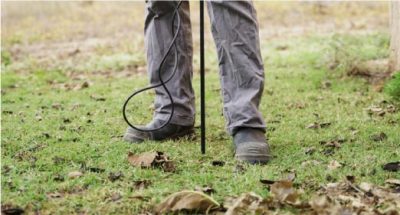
[
  {"xmin": 2, "ymin": 165, "xmax": 11, "ymax": 175},
  {"xmin": 359, "ymin": 182, "xmax": 372, "ymax": 192},
  {"xmin": 306, "ymin": 122, "xmax": 331, "ymax": 129},
  {"xmin": 211, "ymin": 160, "xmax": 225, "ymax": 166},
  {"xmin": 345, "ymin": 175, "xmax": 356, "ymax": 183},
  {"xmin": 51, "ymin": 103, "xmax": 62, "ymax": 110},
  {"xmin": 154, "ymin": 191, "xmax": 220, "ymax": 214},
  {"xmin": 286, "ymin": 172, "xmax": 296, "ymax": 182},
  {"xmin": 366, "ymin": 106, "xmax": 385, "ymax": 116},
  {"xmin": 270, "ymin": 180, "xmax": 300, "ymax": 204},
  {"xmin": 53, "ymin": 174, "xmax": 64, "ymax": 182},
  {"xmin": 385, "ymin": 178, "xmax": 400, "ymax": 186},
  {"xmin": 260, "ymin": 179, "xmax": 276, "ymax": 186},
  {"xmin": 2, "ymin": 110, "xmax": 13, "ymax": 114},
  {"xmin": 133, "ymin": 180, "xmax": 152, "ymax": 190},
  {"xmin": 84, "ymin": 166, "xmax": 105, "ymax": 173},
  {"xmin": 287, "ymin": 102, "xmax": 306, "ymax": 109},
  {"xmin": 52, "ymin": 156, "xmax": 66, "ymax": 165},
  {"xmin": 304, "ymin": 147, "xmax": 316, "ymax": 155},
  {"xmin": 370, "ymin": 132, "xmax": 387, "ymax": 141},
  {"xmin": 234, "ymin": 164, "xmax": 246, "ymax": 174},
  {"xmin": 224, "ymin": 192, "xmax": 272, "ymax": 215},
  {"xmin": 162, "ymin": 161, "xmax": 176, "ymax": 173},
  {"xmin": 90, "ymin": 94, "xmax": 106, "ymax": 101},
  {"xmin": 382, "ymin": 161, "xmax": 400, "ymax": 172},
  {"xmin": 68, "ymin": 171, "xmax": 83, "ymax": 179},
  {"xmin": 128, "ymin": 151, "xmax": 158, "ymax": 168},
  {"xmin": 306, "ymin": 122, "xmax": 319, "ymax": 129},
  {"xmin": 1, "ymin": 204, "xmax": 24, "ymax": 215},
  {"xmin": 321, "ymin": 80, "xmax": 332, "ymax": 89},
  {"xmin": 129, "ymin": 194, "xmax": 150, "ymax": 201},
  {"xmin": 386, "ymin": 105, "xmax": 397, "ymax": 113},
  {"xmin": 309, "ymin": 195, "xmax": 342, "ymax": 214},
  {"xmin": 322, "ymin": 148, "xmax": 335, "ymax": 156},
  {"xmin": 194, "ymin": 186, "xmax": 215, "ymax": 195},
  {"xmin": 108, "ymin": 171, "xmax": 123, "ymax": 182},
  {"xmin": 320, "ymin": 122, "xmax": 332, "ymax": 128},
  {"xmin": 74, "ymin": 81, "xmax": 90, "ymax": 90},
  {"xmin": 127, "ymin": 151, "xmax": 176, "ymax": 172},
  {"xmin": 46, "ymin": 192, "xmax": 63, "ymax": 199},
  {"xmin": 320, "ymin": 140, "xmax": 342, "ymax": 148},
  {"xmin": 106, "ymin": 193, "xmax": 122, "ymax": 202}
]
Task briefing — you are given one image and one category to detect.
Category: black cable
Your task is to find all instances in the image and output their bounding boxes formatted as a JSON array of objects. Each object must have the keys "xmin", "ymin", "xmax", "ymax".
[{"xmin": 123, "ymin": 1, "xmax": 182, "ymax": 132}]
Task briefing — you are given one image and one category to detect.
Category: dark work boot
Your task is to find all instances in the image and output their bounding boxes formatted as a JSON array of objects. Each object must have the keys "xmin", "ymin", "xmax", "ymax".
[
  {"xmin": 233, "ymin": 128, "xmax": 271, "ymax": 164},
  {"xmin": 123, "ymin": 119, "xmax": 195, "ymax": 143}
]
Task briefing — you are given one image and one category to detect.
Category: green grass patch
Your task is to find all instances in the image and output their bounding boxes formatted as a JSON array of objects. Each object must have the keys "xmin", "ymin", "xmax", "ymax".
[
  {"xmin": 384, "ymin": 72, "xmax": 400, "ymax": 101},
  {"xmin": 2, "ymin": 33, "xmax": 399, "ymax": 214}
]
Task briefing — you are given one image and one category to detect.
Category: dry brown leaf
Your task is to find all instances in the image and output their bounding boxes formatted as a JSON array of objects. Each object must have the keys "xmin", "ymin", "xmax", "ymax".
[
  {"xmin": 306, "ymin": 122, "xmax": 331, "ymax": 129},
  {"xmin": 90, "ymin": 94, "xmax": 106, "ymax": 101},
  {"xmin": 359, "ymin": 182, "xmax": 373, "ymax": 192},
  {"xmin": 194, "ymin": 186, "xmax": 215, "ymax": 195},
  {"xmin": 108, "ymin": 171, "xmax": 123, "ymax": 182},
  {"xmin": 154, "ymin": 190, "xmax": 220, "ymax": 214},
  {"xmin": 309, "ymin": 195, "xmax": 344, "ymax": 215},
  {"xmin": 270, "ymin": 180, "xmax": 300, "ymax": 204},
  {"xmin": 133, "ymin": 180, "xmax": 152, "ymax": 190},
  {"xmin": 68, "ymin": 171, "xmax": 83, "ymax": 179},
  {"xmin": 128, "ymin": 151, "xmax": 176, "ymax": 172},
  {"xmin": 162, "ymin": 160, "xmax": 176, "ymax": 172},
  {"xmin": 1, "ymin": 204, "xmax": 24, "ymax": 215},
  {"xmin": 224, "ymin": 192, "xmax": 272, "ymax": 215},
  {"xmin": 386, "ymin": 178, "xmax": 400, "ymax": 185},
  {"xmin": 370, "ymin": 132, "xmax": 388, "ymax": 142},
  {"xmin": 46, "ymin": 192, "xmax": 64, "ymax": 199},
  {"xmin": 382, "ymin": 161, "xmax": 400, "ymax": 172},
  {"xmin": 128, "ymin": 152, "xmax": 158, "ymax": 168}
]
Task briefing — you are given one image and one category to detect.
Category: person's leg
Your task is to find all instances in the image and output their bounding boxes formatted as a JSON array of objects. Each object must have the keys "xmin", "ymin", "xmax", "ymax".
[
  {"xmin": 207, "ymin": 0, "xmax": 266, "ymax": 135},
  {"xmin": 207, "ymin": 0, "xmax": 270, "ymax": 163},
  {"xmin": 146, "ymin": 0, "xmax": 195, "ymax": 126},
  {"xmin": 124, "ymin": 0, "xmax": 195, "ymax": 143}
]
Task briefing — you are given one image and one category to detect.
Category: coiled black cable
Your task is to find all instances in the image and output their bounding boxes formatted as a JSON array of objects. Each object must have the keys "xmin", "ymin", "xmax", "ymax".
[{"xmin": 123, "ymin": 1, "xmax": 182, "ymax": 132}]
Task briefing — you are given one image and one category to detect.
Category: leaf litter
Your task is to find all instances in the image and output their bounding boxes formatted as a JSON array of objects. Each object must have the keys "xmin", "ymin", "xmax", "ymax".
[
  {"xmin": 154, "ymin": 190, "xmax": 220, "ymax": 214},
  {"xmin": 150, "ymin": 176, "xmax": 400, "ymax": 214},
  {"xmin": 128, "ymin": 151, "xmax": 399, "ymax": 214},
  {"xmin": 127, "ymin": 151, "xmax": 176, "ymax": 172},
  {"xmin": 382, "ymin": 161, "xmax": 400, "ymax": 172}
]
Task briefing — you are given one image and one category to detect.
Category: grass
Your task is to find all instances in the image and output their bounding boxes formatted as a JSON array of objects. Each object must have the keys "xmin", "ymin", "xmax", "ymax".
[
  {"xmin": 2, "ymin": 2, "xmax": 399, "ymax": 214},
  {"xmin": 2, "ymin": 33, "xmax": 399, "ymax": 214},
  {"xmin": 385, "ymin": 72, "xmax": 400, "ymax": 101}
]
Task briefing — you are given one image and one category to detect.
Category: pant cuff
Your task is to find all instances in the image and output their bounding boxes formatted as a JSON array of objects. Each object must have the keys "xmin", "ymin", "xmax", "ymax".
[
  {"xmin": 154, "ymin": 113, "xmax": 195, "ymax": 126},
  {"xmin": 228, "ymin": 123, "xmax": 266, "ymax": 136}
]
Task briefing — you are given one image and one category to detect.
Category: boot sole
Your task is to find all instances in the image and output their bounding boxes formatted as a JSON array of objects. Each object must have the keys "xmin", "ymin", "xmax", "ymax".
[
  {"xmin": 235, "ymin": 141, "xmax": 271, "ymax": 164},
  {"xmin": 123, "ymin": 128, "xmax": 195, "ymax": 143}
]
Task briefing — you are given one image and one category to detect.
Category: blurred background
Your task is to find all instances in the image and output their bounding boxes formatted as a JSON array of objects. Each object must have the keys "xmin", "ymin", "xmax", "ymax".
[{"xmin": 1, "ymin": 1, "xmax": 390, "ymax": 74}]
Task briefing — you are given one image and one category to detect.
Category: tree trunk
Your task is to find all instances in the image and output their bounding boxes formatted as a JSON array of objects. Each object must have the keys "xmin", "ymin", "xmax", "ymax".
[{"xmin": 389, "ymin": 1, "xmax": 400, "ymax": 73}]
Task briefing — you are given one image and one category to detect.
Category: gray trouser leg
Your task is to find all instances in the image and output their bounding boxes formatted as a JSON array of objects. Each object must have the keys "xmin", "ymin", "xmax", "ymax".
[
  {"xmin": 207, "ymin": 1, "xmax": 266, "ymax": 135},
  {"xmin": 145, "ymin": 0, "xmax": 195, "ymax": 126}
]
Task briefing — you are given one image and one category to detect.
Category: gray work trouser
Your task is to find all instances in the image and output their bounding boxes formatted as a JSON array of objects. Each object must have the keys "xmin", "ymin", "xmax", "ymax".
[{"xmin": 145, "ymin": 0, "xmax": 266, "ymax": 135}]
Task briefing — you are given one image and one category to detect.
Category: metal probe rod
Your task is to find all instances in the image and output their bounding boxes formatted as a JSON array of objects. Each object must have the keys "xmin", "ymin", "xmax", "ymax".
[{"xmin": 200, "ymin": 0, "xmax": 206, "ymax": 154}]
